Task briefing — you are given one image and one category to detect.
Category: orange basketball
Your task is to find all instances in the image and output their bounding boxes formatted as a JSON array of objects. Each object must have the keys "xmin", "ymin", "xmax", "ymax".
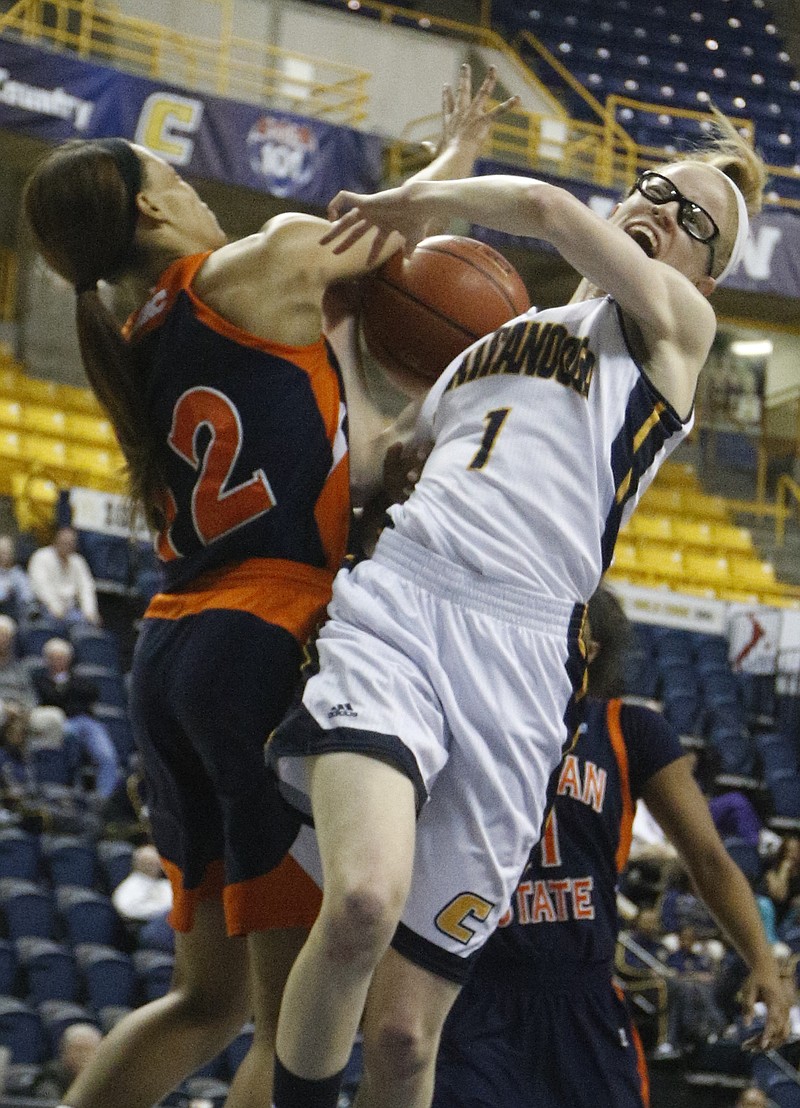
[{"xmin": 359, "ymin": 235, "xmax": 531, "ymax": 384}]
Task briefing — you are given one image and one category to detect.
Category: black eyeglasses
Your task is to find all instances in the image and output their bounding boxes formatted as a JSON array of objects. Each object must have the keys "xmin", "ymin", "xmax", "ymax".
[{"xmin": 630, "ymin": 171, "xmax": 720, "ymax": 274}]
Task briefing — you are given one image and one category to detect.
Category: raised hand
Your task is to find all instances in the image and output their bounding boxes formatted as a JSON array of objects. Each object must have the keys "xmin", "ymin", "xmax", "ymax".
[{"xmin": 436, "ymin": 63, "xmax": 519, "ymax": 154}]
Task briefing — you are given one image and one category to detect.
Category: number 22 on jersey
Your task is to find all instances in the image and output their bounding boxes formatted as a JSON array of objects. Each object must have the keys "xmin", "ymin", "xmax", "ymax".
[{"xmin": 157, "ymin": 386, "xmax": 276, "ymax": 561}]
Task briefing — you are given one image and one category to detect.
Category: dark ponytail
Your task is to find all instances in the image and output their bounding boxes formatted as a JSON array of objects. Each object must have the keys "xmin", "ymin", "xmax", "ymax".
[{"xmin": 23, "ymin": 140, "xmax": 164, "ymax": 532}]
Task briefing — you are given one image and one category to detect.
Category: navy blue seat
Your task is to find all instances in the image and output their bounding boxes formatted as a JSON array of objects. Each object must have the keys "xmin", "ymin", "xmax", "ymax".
[
  {"xmin": 0, "ymin": 879, "xmax": 56, "ymax": 941},
  {"xmin": 723, "ymin": 837, "xmax": 763, "ymax": 885},
  {"xmin": 767, "ymin": 769, "xmax": 800, "ymax": 820},
  {"xmin": 72, "ymin": 663, "xmax": 127, "ymax": 711},
  {"xmin": 97, "ymin": 1004, "xmax": 132, "ymax": 1033},
  {"xmin": 41, "ymin": 834, "xmax": 98, "ymax": 890},
  {"xmin": 757, "ymin": 733, "xmax": 797, "ymax": 776},
  {"xmin": 69, "ymin": 625, "xmax": 122, "ymax": 671},
  {"xmin": 16, "ymin": 937, "xmax": 79, "ymax": 1005},
  {"xmin": 133, "ymin": 950, "xmax": 174, "ymax": 1003},
  {"xmin": 97, "ymin": 840, "xmax": 134, "ymax": 893},
  {"xmin": 56, "ymin": 886, "xmax": 122, "ymax": 948},
  {"xmin": 77, "ymin": 532, "xmax": 131, "ymax": 587},
  {"xmin": 0, "ymin": 939, "xmax": 16, "ymax": 996},
  {"xmin": 763, "ymin": 1074, "xmax": 800, "ymax": 1108},
  {"xmin": 38, "ymin": 999, "xmax": 98, "ymax": 1054},
  {"xmin": 94, "ymin": 705, "xmax": 136, "ymax": 761},
  {"xmin": 76, "ymin": 944, "xmax": 136, "ymax": 1012},
  {"xmin": 225, "ymin": 1022, "xmax": 255, "ymax": 1079},
  {"xmin": 28, "ymin": 739, "xmax": 73, "ymax": 788},
  {"xmin": 0, "ymin": 828, "xmax": 40, "ymax": 881},
  {"xmin": 16, "ymin": 618, "xmax": 69, "ymax": 657},
  {"xmin": 708, "ymin": 726, "xmax": 757, "ymax": 776},
  {"xmin": 0, "ymin": 997, "xmax": 47, "ymax": 1064}
]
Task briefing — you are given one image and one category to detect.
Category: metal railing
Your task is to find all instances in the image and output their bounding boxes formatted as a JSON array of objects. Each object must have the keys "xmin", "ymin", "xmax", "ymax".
[
  {"xmin": 0, "ymin": 0, "xmax": 371, "ymax": 124},
  {"xmin": 0, "ymin": 248, "xmax": 18, "ymax": 323},
  {"xmin": 776, "ymin": 474, "xmax": 800, "ymax": 547}
]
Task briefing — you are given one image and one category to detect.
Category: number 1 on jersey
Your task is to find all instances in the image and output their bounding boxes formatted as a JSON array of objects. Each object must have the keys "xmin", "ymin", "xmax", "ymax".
[{"xmin": 468, "ymin": 407, "xmax": 510, "ymax": 471}]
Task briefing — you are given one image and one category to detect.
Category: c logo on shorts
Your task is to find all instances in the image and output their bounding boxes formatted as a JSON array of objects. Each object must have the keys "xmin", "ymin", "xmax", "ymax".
[{"xmin": 435, "ymin": 892, "xmax": 494, "ymax": 945}]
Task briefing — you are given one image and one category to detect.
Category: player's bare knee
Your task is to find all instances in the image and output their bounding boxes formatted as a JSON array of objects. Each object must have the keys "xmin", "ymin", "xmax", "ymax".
[
  {"xmin": 320, "ymin": 885, "xmax": 400, "ymax": 965},
  {"xmin": 364, "ymin": 1017, "xmax": 434, "ymax": 1083}
]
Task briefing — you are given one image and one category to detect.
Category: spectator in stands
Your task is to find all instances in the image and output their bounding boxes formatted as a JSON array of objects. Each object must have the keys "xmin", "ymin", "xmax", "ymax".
[
  {"xmin": 659, "ymin": 863, "xmax": 719, "ymax": 939},
  {"xmin": 34, "ymin": 637, "xmax": 120, "ymax": 798},
  {"xmin": 0, "ymin": 614, "xmax": 67, "ymax": 748},
  {"xmin": 659, "ymin": 924, "xmax": 727, "ymax": 1056},
  {"xmin": 624, "ymin": 906, "xmax": 671, "ymax": 970},
  {"xmin": 0, "ymin": 699, "xmax": 36, "ymax": 795},
  {"xmin": 0, "ymin": 535, "xmax": 34, "ymax": 621},
  {"xmin": 30, "ymin": 1023, "xmax": 103, "ymax": 1101},
  {"xmin": 28, "ymin": 526, "xmax": 100, "ymax": 626},
  {"xmin": 761, "ymin": 835, "xmax": 800, "ymax": 929},
  {"xmin": 111, "ymin": 843, "xmax": 173, "ymax": 927}
]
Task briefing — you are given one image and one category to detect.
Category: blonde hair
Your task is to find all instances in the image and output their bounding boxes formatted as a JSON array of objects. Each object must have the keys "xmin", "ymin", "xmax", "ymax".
[{"xmin": 675, "ymin": 107, "xmax": 768, "ymax": 278}]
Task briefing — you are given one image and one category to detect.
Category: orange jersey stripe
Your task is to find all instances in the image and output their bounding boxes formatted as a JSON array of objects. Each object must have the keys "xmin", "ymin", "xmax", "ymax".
[
  {"xmin": 125, "ymin": 253, "xmax": 335, "ymax": 377},
  {"xmin": 613, "ymin": 979, "xmax": 650, "ymax": 1107},
  {"xmin": 606, "ymin": 698, "xmax": 634, "ymax": 873},
  {"xmin": 144, "ymin": 557, "xmax": 334, "ymax": 644},
  {"xmin": 161, "ymin": 853, "xmax": 320, "ymax": 935}
]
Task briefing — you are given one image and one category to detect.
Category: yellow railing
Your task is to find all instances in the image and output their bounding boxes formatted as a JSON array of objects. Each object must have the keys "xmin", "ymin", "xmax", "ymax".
[
  {"xmin": 0, "ymin": 248, "xmax": 18, "ymax": 322},
  {"xmin": 0, "ymin": 0, "xmax": 371, "ymax": 124},
  {"xmin": 776, "ymin": 474, "xmax": 800, "ymax": 548}
]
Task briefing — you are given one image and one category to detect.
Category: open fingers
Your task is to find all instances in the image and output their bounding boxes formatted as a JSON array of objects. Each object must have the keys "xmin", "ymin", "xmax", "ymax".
[{"xmin": 489, "ymin": 94, "xmax": 521, "ymax": 119}]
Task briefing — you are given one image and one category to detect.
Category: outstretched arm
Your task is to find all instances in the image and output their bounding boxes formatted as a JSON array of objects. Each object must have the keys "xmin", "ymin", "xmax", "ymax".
[
  {"xmin": 643, "ymin": 756, "xmax": 789, "ymax": 1051},
  {"xmin": 320, "ymin": 173, "xmax": 714, "ymax": 416}
]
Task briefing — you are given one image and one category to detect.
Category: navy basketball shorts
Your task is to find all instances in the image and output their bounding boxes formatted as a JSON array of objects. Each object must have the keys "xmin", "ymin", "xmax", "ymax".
[
  {"xmin": 271, "ymin": 528, "xmax": 587, "ymax": 979},
  {"xmin": 433, "ymin": 959, "xmax": 649, "ymax": 1108},
  {"xmin": 129, "ymin": 607, "xmax": 311, "ymax": 936}
]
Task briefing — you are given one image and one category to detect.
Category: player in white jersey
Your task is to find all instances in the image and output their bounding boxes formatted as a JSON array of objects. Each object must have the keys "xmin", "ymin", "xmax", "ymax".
[{"xmin": 268, "ymin": 113, "xmax": 768, "ymax": 1108}]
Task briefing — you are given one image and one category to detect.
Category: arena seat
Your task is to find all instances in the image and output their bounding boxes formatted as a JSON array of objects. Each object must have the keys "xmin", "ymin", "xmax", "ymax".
[
  {"xmin": 0, "ymin": 398, "xmax": 21, "ymax": 429},
  {"xmin": 225, "ymin": 1022, "xmax": 255, "ymax": 1079},
  {"xmin": 16, "ymin": 938, "xmax": 80, "ymax": 1006},
  {"xmin": 40, "ymin": 835, "xmax": 98, "ymax": 890},
  {"xmin": 69, "ymin": 625, "xmax": 122, "ymax": 671},
  {"xmin": 37, "ymin": 999, "xmax": 98, "ymax": 1055},
  {"xmin": 0, "ymin": 996, "xmax": 47, "ymax": 1064},
  {"xmin": 56, "ymin": 886, "xmax": 122, "ymax": 948},
  {"xmin": 75, "ymin": 944, "xmax": 136, "ymax": 1012},
  {"xmin": 0, "ymin": 940, "xmax": 16, "ymax": 997},
  {"xmin": 0, "ymin": 879, "xmax": 56, "ymax": 941},
  {"xmin": 133, "ymin": 950, "xmax": 174, "ymax": 1003},
  {"xmin": 767, "ymin": 768, "xmax": 800, "ymax": 821},
  {"xmin": 17, "ymin": 618, "xmax": 70, "ymax": 657},
  {"xmin": 72, "ymin": 664, "xmax": 127, "ymax": 711},
  {"xmin": 0, "ymin": 829, "xmax": 41, "ymax": 882},
  {"xmin": 96, "ymin": 840, "xmax": 134, "ymax": 894},
  {"xmin": 28, "ymin": 739, "xmax": 73, "ymax": 789}
]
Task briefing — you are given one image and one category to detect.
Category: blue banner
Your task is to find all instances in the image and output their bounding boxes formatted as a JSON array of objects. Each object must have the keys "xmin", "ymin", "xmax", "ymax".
[
  {"xmin": 474, "ymin": 158, "xmax": 800, "ymax": 299},
  {"xmin": 0, "ymin": 37, "xmax": 382, "ymax": 203}
]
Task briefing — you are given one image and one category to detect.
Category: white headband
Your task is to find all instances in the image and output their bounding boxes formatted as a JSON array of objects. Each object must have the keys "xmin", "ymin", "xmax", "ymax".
[{"xmin": 707, "ymin": 165, "xmax": 750, "ymax": 284}]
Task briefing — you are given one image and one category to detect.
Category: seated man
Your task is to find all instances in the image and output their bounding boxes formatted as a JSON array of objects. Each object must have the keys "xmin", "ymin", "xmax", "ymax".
[
  {"xmin": 33, "ymin": 637, "xmax": 120, "ymax": 798},
  {"xmin": 27, "ymin": 526, "xmax": 100, "ymax": 626}
]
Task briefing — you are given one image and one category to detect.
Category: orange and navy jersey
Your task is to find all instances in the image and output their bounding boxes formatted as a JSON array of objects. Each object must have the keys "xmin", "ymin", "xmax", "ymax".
[
  {"xmin": 489, "ymin": 698, "xmax": 683, "ymax": 967},
  {"xmin": 125, "ymin": 253, "xmax": 350, "ymax": 608}
]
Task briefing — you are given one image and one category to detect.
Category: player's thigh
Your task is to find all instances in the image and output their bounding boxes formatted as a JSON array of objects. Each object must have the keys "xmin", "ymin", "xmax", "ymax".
[
  {"xmin": 246, "ymin": 927, "xmax": 309, "ymax": 1034},
  {"xmin": 171, "ymin": 898, "xmax": 249, "ymax": 1018},
  {"xmin": 308, "ymin": 751, "xmax": 417, "ymax": 906}
]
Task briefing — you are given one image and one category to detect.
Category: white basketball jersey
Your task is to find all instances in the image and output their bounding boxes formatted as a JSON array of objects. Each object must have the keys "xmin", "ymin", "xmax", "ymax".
[{"xmin": 391, "ymin": 296, "xmax": 693, "ymax": 602}]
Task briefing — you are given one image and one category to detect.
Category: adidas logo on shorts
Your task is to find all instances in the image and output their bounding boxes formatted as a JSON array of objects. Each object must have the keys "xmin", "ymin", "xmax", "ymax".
[{"xmin": 328, "ymin": 702, "xmax": 358, "ymax": 719}]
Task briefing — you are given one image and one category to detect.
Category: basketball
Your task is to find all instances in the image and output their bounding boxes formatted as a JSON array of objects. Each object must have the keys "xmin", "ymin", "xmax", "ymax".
[{"xmin": 359, "ymin": 235, "xmax": 531, "ymax": 385}]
